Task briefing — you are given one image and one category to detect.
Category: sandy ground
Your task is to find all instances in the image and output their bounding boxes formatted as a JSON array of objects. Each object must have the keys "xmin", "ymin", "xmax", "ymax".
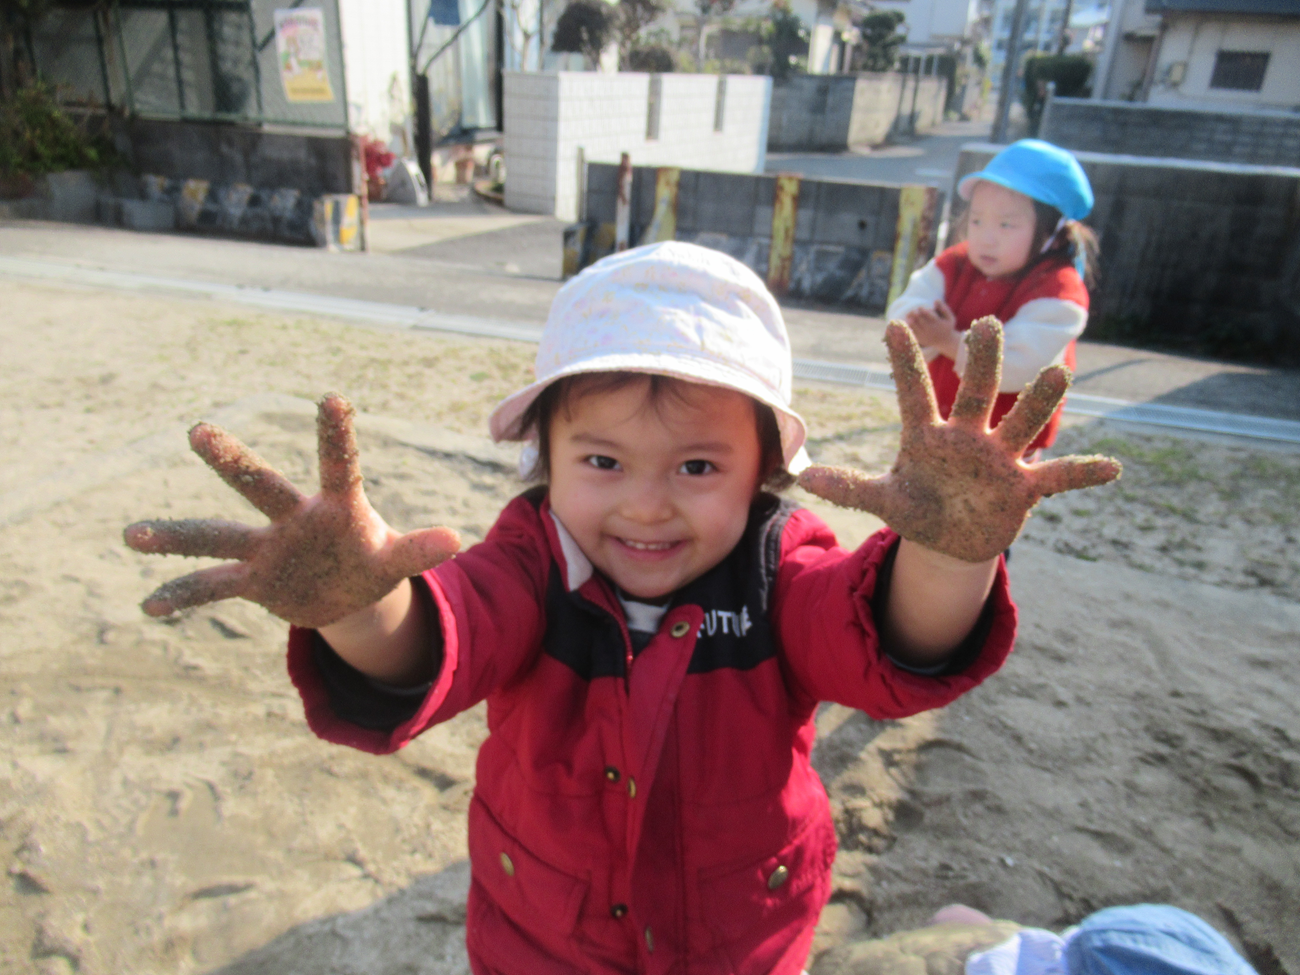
[{"xmin": 2, "ymin": 279, "xmax": 1297, "ymax": 975}]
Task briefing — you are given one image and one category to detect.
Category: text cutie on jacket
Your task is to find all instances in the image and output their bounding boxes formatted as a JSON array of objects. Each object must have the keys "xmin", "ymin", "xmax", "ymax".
[{"xmin": 287, "ymin": 487, "xmax": 1018, "ymax": 975}]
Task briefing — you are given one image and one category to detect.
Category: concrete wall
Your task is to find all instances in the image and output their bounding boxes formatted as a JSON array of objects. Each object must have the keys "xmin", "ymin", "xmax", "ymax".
[
  {"xmin": 952, "ymin": 143, "xmax": 1300, "ymax": 363},
  {"xmin": 504, "ymin": 72, "xmax": 771, "ymax": 221},
  {"xmin": 121, "ymin": 118, "xmax": 354, "ymax": 196},
  {"xmin": 569, "ymin": 164, "xmax": 943, "ymax": 311},
  {"xmin": 1042, "ymin": 98, "xmax": 1300, "ymax": 167},
  {"xmin": 1148, "ymin": 14, "xmax": 1300, "ymax": 111},
  {"xmin": 767, "ymin": 73, "xmax": 947, "ymax": 152}
]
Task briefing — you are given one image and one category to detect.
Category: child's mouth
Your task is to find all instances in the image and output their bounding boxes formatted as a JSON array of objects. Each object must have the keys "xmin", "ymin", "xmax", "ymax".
[{"xmin": 617, "ymin": 537, "xmax": 681, "ymax": 556}]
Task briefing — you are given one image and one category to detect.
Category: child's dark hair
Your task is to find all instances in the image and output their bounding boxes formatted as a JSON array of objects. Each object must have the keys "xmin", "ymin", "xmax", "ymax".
[
  {"xmin": 1030, "ymin": 200, "xmax": 1100, "ymax": 287},
  {"xmin": 516, "ymin": 372, "xmax": 794, "ymax": 491}
]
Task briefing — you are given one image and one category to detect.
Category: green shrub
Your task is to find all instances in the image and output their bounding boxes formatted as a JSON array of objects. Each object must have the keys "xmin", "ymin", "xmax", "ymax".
[
  {"xmin": 1022, "ymin": 54, "xmax": 1091, "ymax": 131},
  {"xmin": 625, "ymin": 44, "xmax": 675, "ymax": 72},
  {"xmin": 0, "ymin": 82, "xmax": 114, "ymax": 178}
]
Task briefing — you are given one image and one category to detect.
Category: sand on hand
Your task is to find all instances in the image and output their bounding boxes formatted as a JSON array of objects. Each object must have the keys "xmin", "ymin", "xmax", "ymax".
[{"xmin": 1, "ymin": 280, "xmax": 1296, "ymax": 975}]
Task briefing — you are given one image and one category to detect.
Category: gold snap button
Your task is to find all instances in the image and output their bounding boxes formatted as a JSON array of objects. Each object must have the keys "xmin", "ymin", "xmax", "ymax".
[
  {"xmin": 604, "ymin": 765, "xmax": 621, "ymax": 783},
  {"xmin": 645, "ymin": 926, "xmax": 655, "ymax": 953},
  {"xmin": 627, "ymin": 777, "xmax": 637, "ymax": 799},
  {"xmin": 670, "ymin": 620, "xmax": 690, "ymax": 638},
  {"xmin": 610, "ymin": 903, "xmax": 628, "ymax": 919},
  {"xmin": 767, "ymin": 864, "xmax": 789, "ymax": 890},
  {"xmin": 499, "ymin": 852, "xmax": 515, "ymax": 876}
]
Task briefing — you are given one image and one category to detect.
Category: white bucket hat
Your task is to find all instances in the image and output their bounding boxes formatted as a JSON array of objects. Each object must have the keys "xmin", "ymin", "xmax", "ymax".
[{"xmin": 490, "ymin": 241, "xmax": 810, "ymax": 473}]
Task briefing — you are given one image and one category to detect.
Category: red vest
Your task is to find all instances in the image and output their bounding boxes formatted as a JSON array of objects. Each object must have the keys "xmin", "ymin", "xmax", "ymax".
[{"xmin": 930, "ymin": 242, "xmax": 1089, "ymax": 452}]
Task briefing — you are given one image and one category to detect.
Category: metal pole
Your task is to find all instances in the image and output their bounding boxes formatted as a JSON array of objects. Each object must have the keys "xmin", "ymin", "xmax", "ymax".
[
  {"xmin": 414, "ymin": 72, "xmax": 433, "ymax": 188},
  {"xmin": 168, "ymin": 7, "xmax": 186, "ymax": 113},
  {"xmin": 246, "ymin": 2, "xmax": 264, "ymax": 118},
  {"xmin": 992, "ymin": 0, "xmax": 1029, "ymax": 144},
  {"xmin": 1056, "ymin": 0, "xmax": 1074, "ymax": 54}
]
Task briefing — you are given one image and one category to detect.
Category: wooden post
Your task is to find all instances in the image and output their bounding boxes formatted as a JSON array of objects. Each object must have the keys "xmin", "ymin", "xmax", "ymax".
[
  {"xmin": 640, "ymin": 167, "xmax": 680, "ymax": 245},
  {"xmin": 767, "ymin": 174, "xmax": 800, "ymax": 296},
  {"xmin": 887, "ymin": 184, "xmax": 940, "ymax": 308},
  {"xmin": 615, "ymin": 152, "xmax": 633, "ymax": 251}
]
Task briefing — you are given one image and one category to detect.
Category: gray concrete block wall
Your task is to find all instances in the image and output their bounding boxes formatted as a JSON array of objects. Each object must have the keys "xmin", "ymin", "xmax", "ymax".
[
  {"xmin": 580, "ymin": 163, "xmax": 936, "ymax": 310},
  {"xmin": 122, "ymin": 118, "xmax": 354, "ymax": 196},
  {"xmin": 1042, "ymin": 99, "xmax": 1300, "ymax": 168},
  {"xmin": 768, "ymin": 74, "xmax": 948, "ymax": 153},
  {"xmin": 953, "ymin": 142, "xmax": 1300, "ymax": 363}
]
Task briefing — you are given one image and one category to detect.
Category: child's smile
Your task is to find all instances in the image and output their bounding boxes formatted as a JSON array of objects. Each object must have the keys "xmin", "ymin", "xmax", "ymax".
[{"xmin": 546, "ymin": 378, "xmax": 764, "ymax": 601}]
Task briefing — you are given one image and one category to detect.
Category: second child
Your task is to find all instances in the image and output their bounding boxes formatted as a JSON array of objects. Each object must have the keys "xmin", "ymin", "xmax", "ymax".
[{"xmin": 888, "ymin": 139, "xmax": 1099, "ymax": 456}]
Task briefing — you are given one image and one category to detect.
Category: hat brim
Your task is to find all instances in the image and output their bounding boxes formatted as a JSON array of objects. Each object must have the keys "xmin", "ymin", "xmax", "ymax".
[
  {"xmin": 489, "ymin": 353, "xmax": 809, "ymax": 473},
  {"xmin": 958, "ymin": 170, "xmax": 1022, "ymax": 203}
]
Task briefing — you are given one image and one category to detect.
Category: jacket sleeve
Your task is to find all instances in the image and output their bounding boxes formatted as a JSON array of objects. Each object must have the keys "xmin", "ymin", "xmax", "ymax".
[
  {"xmin": 772, "ymin": 510, "xmax": 1016, "ymax": 719},
  {"xmin": 885, "ymin": 260, "xmax": 948, "ymax": 365},
  {"xmin": 885, "ymin": 260, "xmax": 946, "ymax": 322},
  {"xmin": 953, "ymin": 296, "xmax": 1087, "ymax": 392},
  {"xmin": 286, "ymin": 494, "xmax": 552, "ymax": 754}
]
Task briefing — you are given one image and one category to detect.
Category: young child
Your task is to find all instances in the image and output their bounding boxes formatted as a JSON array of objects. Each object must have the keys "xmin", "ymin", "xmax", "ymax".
[
  {"xmin": 125, "ymin": 242, "xmax": 1119, "ymax": 975},
  {"xmin": 889, "ymin": 139, "xmax": 1099, "ymax": 456}
]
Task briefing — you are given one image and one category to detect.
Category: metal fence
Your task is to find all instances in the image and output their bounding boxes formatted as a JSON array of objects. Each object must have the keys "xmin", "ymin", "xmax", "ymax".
[{"xmin": 31, "ymin": 0, "xmax": 347, "ymax": 130}]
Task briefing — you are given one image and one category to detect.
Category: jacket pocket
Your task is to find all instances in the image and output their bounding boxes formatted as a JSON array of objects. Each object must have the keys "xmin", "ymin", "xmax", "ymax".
[
  {"xmin": 697, "ymin": 815, "xmax": 836, "ymax": 957},
  {"xmin": 468, "ymin": 796, "xmax": 589, "ymax": 937}
]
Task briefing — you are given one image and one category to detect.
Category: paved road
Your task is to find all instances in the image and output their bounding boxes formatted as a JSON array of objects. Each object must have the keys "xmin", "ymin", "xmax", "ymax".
[
  {"xmin": 3, "ymin": 219, "xmax": 1299, "ymax": 429},
  {"xmin": 765, "ymin": 119, "xmax": 993, "ymax": 190}
]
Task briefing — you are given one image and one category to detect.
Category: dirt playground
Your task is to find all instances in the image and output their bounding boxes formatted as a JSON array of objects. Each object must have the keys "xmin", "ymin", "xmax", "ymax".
[{"xmin": 1, "ymin": 279, "xmax": 1297, "ymax": 975}]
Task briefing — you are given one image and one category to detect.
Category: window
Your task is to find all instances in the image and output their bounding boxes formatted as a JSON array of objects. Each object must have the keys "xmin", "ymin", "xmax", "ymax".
[
  {"xmin": 646, "ymin": 74, "xmax": 662, "ymax": 140},
  {"xmin": 1209, "ymin": 50, "xmax": 1269, "ymax": 91},
  {"xmin": 713, "ymin": 76, "xmax": 726, "ymax": 132}
]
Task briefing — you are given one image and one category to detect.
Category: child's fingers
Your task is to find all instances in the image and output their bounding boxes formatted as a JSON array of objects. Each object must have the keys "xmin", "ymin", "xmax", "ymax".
[
  {"xmin": 190, "ymin": 423, "xmax": 305, "ymax": 520},
  {"xmin": 1029, "ymin": 455, "xmax": 1123, "ymax": 498},
  {"xmin": 948, "ymin": 317, "xmax": 1002, "ymax": 432},
  {"xmin": 994, "ymin": 366, "xmax": 1071, "ymax": 456},
  {"xmin": 140, "ymin": 562, "xmax": 250, "ymax": 616},
  {"xmin": 125, "ymin": 518, "xmax": 259, "ymax": 561},
  {"xmin": 884, "ymin": 321, "xmax": 941, "ymax": 435},
  {"xmin": 798, "ymin": 464, "xmax": 894, "ymax": 517},
  {"xmin": 388, "ymin": 526, "xmax": 462, "ymax": 579},
  {"xmin": 317, "ymin": 393, "xmax": 363, "ymax": 496}
]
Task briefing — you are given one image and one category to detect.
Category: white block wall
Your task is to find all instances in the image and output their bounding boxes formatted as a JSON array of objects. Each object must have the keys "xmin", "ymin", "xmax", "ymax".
[{"xmin": 504, "ymin": 72, "xmax": 772, "ymax": 221}]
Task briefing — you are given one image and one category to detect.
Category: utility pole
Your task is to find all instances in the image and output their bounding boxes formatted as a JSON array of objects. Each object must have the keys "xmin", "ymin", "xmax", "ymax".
[
  {"xmin": 992, "ymin": 0, "xmax": 1030, "ymax": 143},
  {"xmin": 1057, "ymin": 0, "xmax": 1075, "ymax": 54}
]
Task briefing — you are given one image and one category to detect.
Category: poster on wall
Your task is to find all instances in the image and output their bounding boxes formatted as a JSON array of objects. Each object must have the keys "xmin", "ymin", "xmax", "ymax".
[{"xmin": 274, "ymin": 8, "xmax": 335, "ymax": 103}]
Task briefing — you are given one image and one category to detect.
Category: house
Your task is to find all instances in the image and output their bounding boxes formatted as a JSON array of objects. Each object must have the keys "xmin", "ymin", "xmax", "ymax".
[
  {"xmin": 988, "ymin": 0, "xmax": 1114, "ymax": 86},
  {"xmin": 1090, "ymin": 0, "xmax": 1161, "ymax": 99},
  {"xmin": 1135, "ymin": 0, "xmax": 1300, "ymax": 110}
]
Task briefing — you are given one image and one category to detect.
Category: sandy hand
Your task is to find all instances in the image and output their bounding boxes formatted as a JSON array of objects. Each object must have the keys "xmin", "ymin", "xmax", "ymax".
[
  {"xmin": 124, "ymin": 394, "xmax": 460, "ymax": 627},
  {"xmin": 799, "ymin": 317, "xmax": 1121, "ymax": 563}
]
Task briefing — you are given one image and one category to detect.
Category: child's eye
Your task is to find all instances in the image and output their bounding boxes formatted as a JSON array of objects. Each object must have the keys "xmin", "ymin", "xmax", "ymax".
[
  {"xmin": 679, "ymin": 459, "xmax": 716, "ymax": 476},
  {"xmin": 585, "ymin": 455, "xmax": 620, "ymax": 471}
]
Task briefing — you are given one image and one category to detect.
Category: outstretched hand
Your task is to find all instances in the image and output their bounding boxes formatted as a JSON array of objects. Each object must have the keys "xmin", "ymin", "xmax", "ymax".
[
  {"xmin": 799, "ymin": 317, "xmax": 1121, "ymax": 563},
  {"xmin": 125, "ymin": 394, "xmax": 460, "ymax": 627}
]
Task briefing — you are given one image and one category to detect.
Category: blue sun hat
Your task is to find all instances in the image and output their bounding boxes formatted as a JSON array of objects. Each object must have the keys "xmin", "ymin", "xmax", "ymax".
[
  {"xmin": 958, "ymin": 139, "xmax": 1094, "ymax": 221},
  {"xmin": 965, "ymin": 905, "xmax": 1256, "ymax": 975},
  {"xmin": 1064, "ymin": 904, "xmax": 1257, "ymax": 975}
]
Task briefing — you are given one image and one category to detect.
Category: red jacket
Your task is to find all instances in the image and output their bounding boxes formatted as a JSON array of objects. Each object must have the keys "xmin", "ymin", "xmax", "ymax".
[
  {"xmin": 889, "ymin": 242, "xmax": 1090, "ymax": 453},
  {"xmin": 289, "ymin": 489, "xmax": 1017, "ymax": 975}
]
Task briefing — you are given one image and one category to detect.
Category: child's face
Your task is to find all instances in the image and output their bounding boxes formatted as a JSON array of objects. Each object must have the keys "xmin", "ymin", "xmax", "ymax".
[
  {"xmin": 547, "ymin": 378, "xmax": 764, "ymax": 600},
  {"xmin": 966, "ymin": 181, "xmax": 1038, "ymax": 279}
]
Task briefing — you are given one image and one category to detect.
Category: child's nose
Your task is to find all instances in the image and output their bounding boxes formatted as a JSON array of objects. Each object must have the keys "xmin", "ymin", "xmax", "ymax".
[{"xmin": 619, "ymin": 478, "xmax": 673, "ymax": 523}]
